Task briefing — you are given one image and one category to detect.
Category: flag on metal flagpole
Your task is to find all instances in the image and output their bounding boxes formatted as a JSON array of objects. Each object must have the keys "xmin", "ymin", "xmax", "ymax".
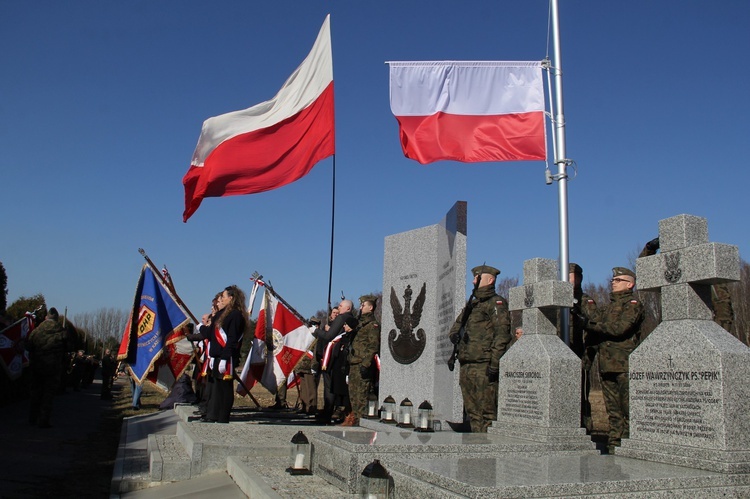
[
  {"xmin": 117, "ymin": 265, "xmax": 193, "ymax": 385},
  {"xmin": 388, "ymin": 60, "xmax": 546, "ymax": 164},
  {"xmin": 182, "ymin": 15, "xmax": 335, "ymax": 222},
  {"xmin": 237, "ymin": 288, "xmax": 315, "ymax": 395},
  {"xmin": 0, "ymin": 312, "xmax": 36, "ymax": 380}
]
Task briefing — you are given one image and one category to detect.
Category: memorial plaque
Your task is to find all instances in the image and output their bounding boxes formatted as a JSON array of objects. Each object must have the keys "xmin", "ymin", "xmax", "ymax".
[
  {"xmin": 376, "ymin": 202, "xmax": 466, "ymax": 423},
  {"xmin": 619, "ymin": 214, "xmax": 750, "ymax": 473}
]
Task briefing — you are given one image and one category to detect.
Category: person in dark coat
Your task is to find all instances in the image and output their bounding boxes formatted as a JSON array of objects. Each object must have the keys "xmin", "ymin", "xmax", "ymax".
[
  {"xmin": 202, "ymin": 285, "xmax": 248, "ymax": 423},
  {"xmin": 27, "ymin": 308, "xmax": 67, "ymax": 428}
]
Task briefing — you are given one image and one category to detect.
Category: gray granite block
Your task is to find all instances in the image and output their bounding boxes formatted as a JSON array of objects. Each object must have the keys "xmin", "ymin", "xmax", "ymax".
[
  {"xmin": 509, "ymin": 281, "xmax": 573, "ymax": 310},
  {"xmin": 311, "ymin": 428, "xmax": 598, "ymax": 494},
  {"xmin": 636, "ymin": 243, "xmax": 740, "ymax": 291},
  {"xmin": 389, "ymin": 453, "xmax": 750, "ymax": 498},
  {"xmin": 150, "ymin": 434, "xmax": 192, "ymax": 481},
  {"xmin": 622, "ymin": 320, "xmax": 750, "ymax": 472},
  {"xmin": 380, "ymin": 202, "xmax": 466, "ymax": 423},
  {"xmin": 625, "ymin": 214, "xmax": 748, "ymax": 473}
]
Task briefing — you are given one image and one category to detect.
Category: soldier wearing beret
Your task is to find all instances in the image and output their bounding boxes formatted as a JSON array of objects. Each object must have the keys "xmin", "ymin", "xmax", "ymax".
[
  {"xmin": 27, "ymin": 307, "xmax": 68, "ymax": 428},
  {"xmin": 580, "ymin": 267, "xmax": 643, "ymax": 453},
  {"xmin": 341, "ymin": 295, "xmax": 381, "ymax": 426},
  {"xmin": 293, "ymin": 317, "xmax": 321, "ymax": 415},
  {"xmin": 448, "ymin": 265, "xmax": 512, "ymax": 432},
  {"xmin": 561, "ymin": 263, "xmax": 598, "ymax": 431}
]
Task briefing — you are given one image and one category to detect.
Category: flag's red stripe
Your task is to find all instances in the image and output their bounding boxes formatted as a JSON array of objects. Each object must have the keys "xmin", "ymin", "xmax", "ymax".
[
  {"xmin": 395, "ymin": 111, "xmax": 545, "ymax": 164},
  {"xmin": 183, "ymin": 83, "xmax": 335, "ymax": 221}
]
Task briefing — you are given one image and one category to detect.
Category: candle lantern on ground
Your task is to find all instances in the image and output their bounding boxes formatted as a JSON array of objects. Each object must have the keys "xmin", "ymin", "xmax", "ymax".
[
  {"xmin": 360, "ymin": 459, "xmax": 392, "ymax": 498},
  {"xmin": 286, "ymin": 430, "xmax": 312, "ymax": 475},
  {"xmin": 397, "ymin": 398, "xmax": 413, "ymax": 428},
  {"xmin": 365, "ymin": 392, "xmax": 379, "ymax": 419},
  {"xmin": 380, "ymin": 395, "xmax": 396, "ymax": 424},
  {"xmin": 414, "ymin": 400, "xmax": 434, "ymax": 432}
]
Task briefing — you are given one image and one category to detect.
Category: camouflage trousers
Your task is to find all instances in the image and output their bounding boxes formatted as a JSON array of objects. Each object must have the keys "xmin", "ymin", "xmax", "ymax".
[
  {"xmin": 600, "ymin": 371, "xmax": 629, "ymax": 449},
  {"xmin": 348, "ymin": 364, "xmax": 372, "ymax": 419},
  {"xmin": 29, "ymin": 366, "xmax": 61, "ymax": 426},
  {"xmin": 459, "ymin": 362, "xmax": 498, "ymax": 432}
]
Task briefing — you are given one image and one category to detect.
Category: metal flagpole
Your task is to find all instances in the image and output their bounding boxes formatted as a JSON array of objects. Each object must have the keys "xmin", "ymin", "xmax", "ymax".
[{"xmin": 550, "ymin": 0, "xmax": 571, "ymax": 345}]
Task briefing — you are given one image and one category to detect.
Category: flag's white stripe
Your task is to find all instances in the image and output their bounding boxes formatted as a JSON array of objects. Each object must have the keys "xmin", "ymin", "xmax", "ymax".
[
  {"xmin": 191, "ymin": 15, "xmax": 333, "ymax": 167},
  {"xmin": 389, "ymin": 62, "xmax": 543, "ymax": 117}
]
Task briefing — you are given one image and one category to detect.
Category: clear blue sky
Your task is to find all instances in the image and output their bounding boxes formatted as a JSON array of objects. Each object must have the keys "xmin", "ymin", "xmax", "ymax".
[{"xmin": 2, "ymin": 1, "xmax": 748, "ymax": 322}]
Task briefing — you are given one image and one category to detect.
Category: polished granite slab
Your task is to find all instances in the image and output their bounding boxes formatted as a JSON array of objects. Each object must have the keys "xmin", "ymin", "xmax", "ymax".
[{"xmin": 392, "ymin": 453, "xmax": 750, "ymax": 498}]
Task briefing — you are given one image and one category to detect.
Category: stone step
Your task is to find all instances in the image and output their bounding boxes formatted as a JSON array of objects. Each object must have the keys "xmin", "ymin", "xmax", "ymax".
[
  {"xmin": 227, "ymin": 455, "xmax": 356, "ymax": 499},
  {"xmin": 148, "ymin": 434, "xmax": 192, "ymax": 482}
]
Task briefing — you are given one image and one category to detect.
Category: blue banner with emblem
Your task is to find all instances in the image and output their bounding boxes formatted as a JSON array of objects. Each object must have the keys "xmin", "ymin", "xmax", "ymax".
[{"xmin": 123, "ymin": 265, "xmax": 190, "ymax": 383}]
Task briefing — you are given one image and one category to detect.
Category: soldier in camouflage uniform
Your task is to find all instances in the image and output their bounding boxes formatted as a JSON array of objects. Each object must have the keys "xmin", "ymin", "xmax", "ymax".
[
  {"xmin": 293, "ymin": 317, "xmax": 320, "ymax": 415},
  {"xmin": 449, "ymin": 265, "xmax": 512, "ymax": 433},
  {"xmin": 343, "ymin": 295, "xmax": 380, "ymax": 426},
  {"xmin": 580, "ymin": 267, "xmax": 643, "ymax": 453},
  {"xmin": 640, "ymin": 237, "xmax": 734, "ymax": 332},
  {"xmin": 560, "ymin": 263, "xmax": 598, "ymax": 431},
  {"xmin": 27, "ymin": 308, "xmax": 68, "ymax": 428}
]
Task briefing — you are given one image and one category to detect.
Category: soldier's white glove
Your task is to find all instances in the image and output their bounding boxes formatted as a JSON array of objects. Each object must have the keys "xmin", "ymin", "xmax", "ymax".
[{"xmin": 219, "ymin": 359, "xmax": 227, "ymax": 373}]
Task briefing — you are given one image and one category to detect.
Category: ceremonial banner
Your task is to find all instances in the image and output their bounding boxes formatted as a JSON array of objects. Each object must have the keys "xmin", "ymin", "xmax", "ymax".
[
  {"xmin": 117, "ymin": 265, "xmax": 192, "ymax": 384},
  {"xmin": 0, "ymin": 313, "xmax": 35, "ymax": 380},
  {"xmin": 182, "ymin": 15, "xmax": 335, "ymax": 222},
  {"xmin": 389, "ymin": 61, "xmax": 546, "ymax": 164},
  {"xmin": 237, "ymin": 289, "xmax": 314, "ymax": 394}
]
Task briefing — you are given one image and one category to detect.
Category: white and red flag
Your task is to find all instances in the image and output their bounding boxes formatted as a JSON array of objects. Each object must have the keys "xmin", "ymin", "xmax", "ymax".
[
  {"xmin": 389, "ymin": 61, "xmax": 546, "ymax": 164},
  {"xmin": 0, "ymin": 313, "xmax": 35, "ymax": 380},
  {"xmin": 182, "ymin": 15, "xmax": 335, "ymax": 222},
  {"xmin": 237, "ymin": 289, "xmax": 315, "ymax": 395}
]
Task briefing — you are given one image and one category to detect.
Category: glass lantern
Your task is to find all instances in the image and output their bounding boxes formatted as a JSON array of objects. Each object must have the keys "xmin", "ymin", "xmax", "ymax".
[
  {"xmin": 397, "ymin": 398, "xmax": 413, "ymax": 428},
  {"xmin": 364, "ymin": 392, "xmax": 379, "ymax": 419},
  {"xmin": 414, "ymin": 400, "xmax": 434, "ymax": 432},
  {"xmin": 381, "ymin": 395, "xmax": 396, "ymax": 424},
  {"xmin": 286, "ymin": 430, "xmax": 312, "ymax": 475},
  {"xmin": 359, "ymin": 459, "xmax": 392, "ymax": 498}
]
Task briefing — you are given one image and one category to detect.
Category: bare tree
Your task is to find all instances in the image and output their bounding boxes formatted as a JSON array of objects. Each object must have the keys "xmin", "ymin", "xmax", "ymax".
[{"xmin": 73, "ymin": 308, "xmax": 128, "ymax": 346}]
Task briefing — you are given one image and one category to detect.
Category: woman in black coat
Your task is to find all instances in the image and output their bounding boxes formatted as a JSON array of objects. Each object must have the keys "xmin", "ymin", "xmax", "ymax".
[{"xmin": 204, "ymin": 285, "xmax": 248, "ymax": 423}]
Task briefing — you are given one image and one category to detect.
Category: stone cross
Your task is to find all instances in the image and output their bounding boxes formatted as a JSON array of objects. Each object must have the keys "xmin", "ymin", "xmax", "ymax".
[
  {"xmin": 619, "ymin": 214, "xmax": 748, "ymax": 473},
  {"xmin": 490, "ymin": 258, "xmax": 593, "ymax": 449},
  {"xmin": 635, "ymin": 214, "xmax": 740, "ymax": 320},
  {"xmin": 508, "ymin": 258, "xmax": 573, "ymax": 335}
]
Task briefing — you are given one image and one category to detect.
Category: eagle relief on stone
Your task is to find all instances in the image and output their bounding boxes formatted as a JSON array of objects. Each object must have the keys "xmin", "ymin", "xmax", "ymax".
[{"xmin": 388, "ymin": 282, "xmax": 427, "ymax": 364}]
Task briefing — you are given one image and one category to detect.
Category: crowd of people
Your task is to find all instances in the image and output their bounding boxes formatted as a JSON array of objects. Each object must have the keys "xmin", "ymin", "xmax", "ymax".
[{"xmin": 20, "ymin": 234, "xmax": 735, "ymax": 450}]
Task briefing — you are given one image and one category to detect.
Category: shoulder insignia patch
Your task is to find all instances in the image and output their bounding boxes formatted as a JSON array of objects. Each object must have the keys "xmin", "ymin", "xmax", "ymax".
[
  {"xmin": 586, "ymin": 299, "xmax": 595, "ymax": 304},
  {"xmin": 630, "ymin": 300, "xmax": 639, "ymax": 304},
  {"xmin": 496, "ymin": 300, "xmax": 504, "ymax": 305}
]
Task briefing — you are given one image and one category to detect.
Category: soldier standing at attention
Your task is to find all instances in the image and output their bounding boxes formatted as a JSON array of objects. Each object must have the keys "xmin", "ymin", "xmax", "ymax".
[
  {"xmin": 563, "ymin": 263, "xmax": 598, "ymax": 431},
  {"xmin": 27, "ymin": 307, "xmax": 67, "ymax": 428},
  {"xmin": 448, "ymin": 265, "xmax": 512, "ymax": 433},
  {"xmin": 342, "ymin": 295, "xmax": 380, "ymax": 426},
  {"xmin": 580, "ymin": 267, "xmax": 643, "ymax": 454}
]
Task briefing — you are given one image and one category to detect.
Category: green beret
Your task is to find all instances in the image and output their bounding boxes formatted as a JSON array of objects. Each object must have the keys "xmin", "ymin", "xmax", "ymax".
[
  {"xmin": 472, "ymin": 265, "xmax": 500, "ymax": 277},
  {"xmin": 359, "ymin": 295, "xmax": 377, "ymax": 305},
  {"xmin": 569, "ymin": 263, "xmax": 583, "ymax": 275},
  {"xmin": 612, "ymin": 267, "xmax": 635, "ymax": 278}
]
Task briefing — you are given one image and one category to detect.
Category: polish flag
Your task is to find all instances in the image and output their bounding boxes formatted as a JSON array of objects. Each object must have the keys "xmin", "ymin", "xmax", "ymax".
[
  {"xmin": 183, "ymin": 15, "xmax": 335, "ymax": 222},
  {"xmin": 237, "ymin": 290, "xmax": 315, "ymax": 395},
  {"xmin": 389, "ymin": 61, "xmax": 546, "ymax": 164}
]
